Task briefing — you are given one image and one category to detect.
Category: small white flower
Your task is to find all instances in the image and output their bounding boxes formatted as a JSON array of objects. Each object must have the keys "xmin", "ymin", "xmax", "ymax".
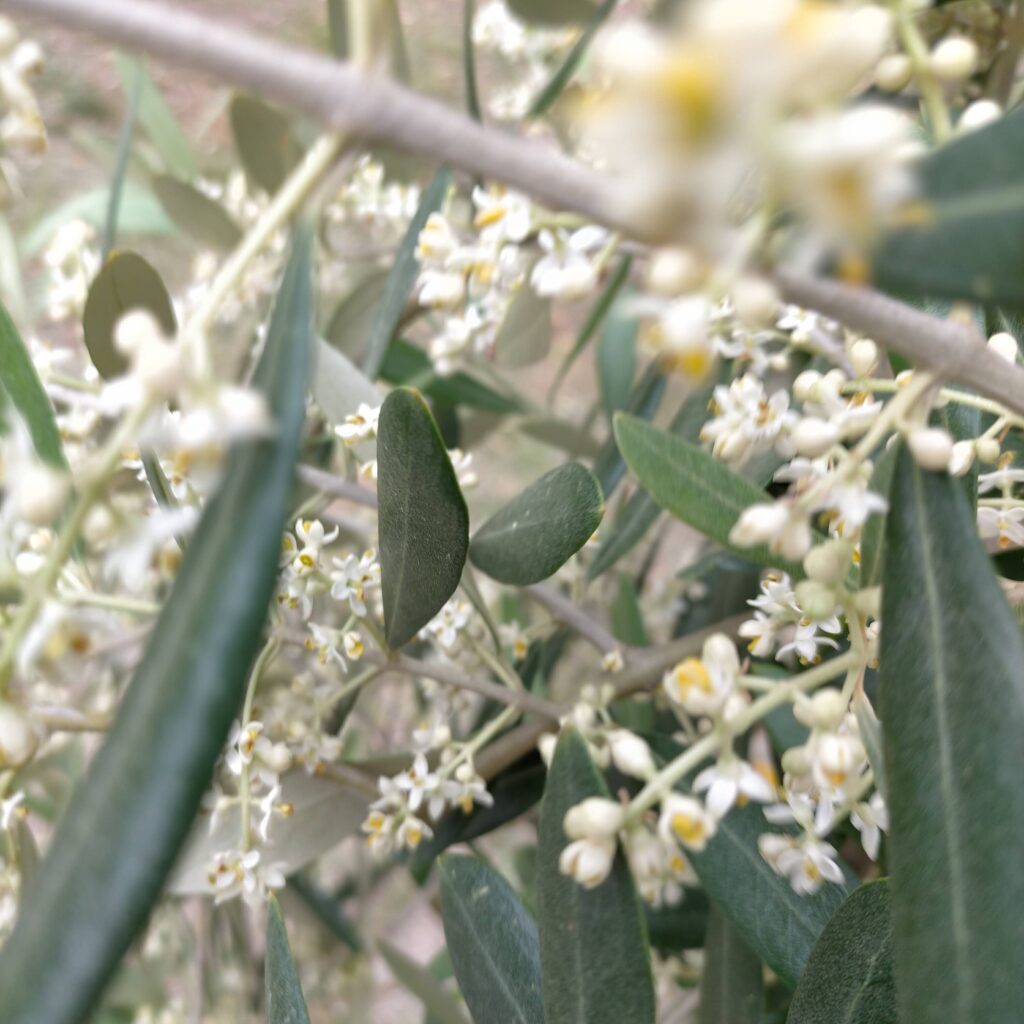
[
  {"xmin": 851, "ymin": 791, "xmax": 889, "ymax": 861},
  {"xmin": 564, "ymin": 797, "xmax": 625, "ymax": 840},
  {"xmin": 559, "ymin": 837, "xmax": 617, "ymax": 889},
  {"xmin": 759, "ymin": 833, "xmax": 845, "ymax": 895},
  {"xmin": 658, "ymin": 794, "xmax": 717, "ymax": 852},
  {"xmin": 693, "ymin": 757, "xmax": 776, "ymax": 819},
  {"xmin": 531, "ymin": 226, "xmax": 607, "ymax": 299}
]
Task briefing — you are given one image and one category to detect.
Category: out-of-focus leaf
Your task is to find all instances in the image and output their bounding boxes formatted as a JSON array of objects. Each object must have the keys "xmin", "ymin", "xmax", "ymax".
[
  {"xmin": 462, "ymin": 0, "xmax": 482, "ymax": 120},
  {"xmin": 311, "ymin": 339, "xmax": 382, "ymax": 461},
  {"xmin": 872, "ymin": 108, "xmax": 1024, "ymax": 306},
  {"xmin": 265, "ymin": 895, "xmax": 312, "ymax": 1024},
  {"xmin": 593, "ymin": 364, "xmax": 665, "ymax": 497},
  {"xmin": 507, "ymin": 0, "xmax": 601, "ymax": 25},
  {"xmin": 537, "ymin": 729, "xmax": 655, "ymax": 1024},
  {"xmin": 788, "ymin": 880, "xmax": 896, "ymax": 1024},
  {"xmin": 286, "ymin": 874, "xmax": 362, "ymax": 952},
  {"xmin": 596, "ymin": 301, "xmax": 636, "ymax": 421},
  {"xmin": 880, "ymin": 444, "xmax": 1024, "ymax": 1022},
  {"xmin": 518, "ymin": 415, "xmax": 601, "ymax": 458},
  {"xmin": 0, "ymin": 228, "xmax": 313, "ymax": 1024},
  {"xmin": 325, "ymin": 268, "xmax": 390, "ymax": 360},
  {"xmin": 687, "ymin": 803, "xmax": 851, "ymax": 988},
  {"xmin": 169, "ymin": 771, "xmax": 366, "ymax": 894},
  {"xmin": 362, "ymin": 168, "xmax": 451, "ymax": 379},
  {"xmin": 103, "ymin": 62, "xmax": 143, "ymax": 258},
  {"xmin": 700, "ymin": 904, "xmax": 763, "ymax": 1024},
  {"xmin": 614, "ymin": 413, "xmax": 805, "ymax": 576},
  {"xmin": 0, "ymin": 300, "xmax": 67, "ymax": 468},
  {"xmin": 470, "ymin": 463, "xmax": 604, "ymax": 585},
  {"xmin": 114, "ymin": 54, "xmax": 196, "ymax": 181},
  {"xmin": 493, "ymin": 271, "xmax": 551, "ymax": 369},
  {"xmin": 858, "ymin": 442, "xmax": 897, "ymax": 589},
  {"xmin": 82, "ymin": 251, "xmax": 177, "ymax": 379},
  {"xmin": 610, "ymin": 573, "xmax": 647, "ymax": 646},
  {"xmin": 527, "ymin": 0, "xmax": 617, "ymax": 116},
  {"xmin": 378, "ymin": 941, "xmax": 469, "ymax": 1024},
  {"xmin": 151, "ymin": 175, "xmax": 243, "ymax": 252},
  {"xmin": 377, "ymin": 388, "xmax": 469, "ymax": 647},
  {"xmin": 230, "ymin": 94, "xmax": 299, "ymax": 194},
  {"xmin": 439, "ymin": 855, "xmax": 544, "ymax": 1024}
]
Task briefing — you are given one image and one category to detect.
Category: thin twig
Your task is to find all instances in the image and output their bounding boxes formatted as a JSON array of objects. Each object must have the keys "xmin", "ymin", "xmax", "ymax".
[
  {"xmin": 297, "ymin": 465, "xmax": 379, "ymax": 508},
  {"xmin": 521, "ymin": 583, "xmax": 621, "ymax": 654}
]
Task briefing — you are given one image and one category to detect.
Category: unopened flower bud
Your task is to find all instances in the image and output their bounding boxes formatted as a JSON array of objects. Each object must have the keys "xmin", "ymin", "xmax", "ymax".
[
  {"xmin": 803, "ymin": 540, "xmax": 853, "ymax": 587},
  {"xmin": 793, "ymin": 370, "xmax": 822, "ymax": 403},
  {"xmin": 135, "ymin": 337, "xmax": 186, "ymax": 401},
  {"xmin": 538, "ymin": 733, "xmax": 557, "ymax": 766},
  {"xmin": 731, "ymin": 276, "xmax": 778, "ymax": 328},
  {"xmin": 875, "ymin": 53, "xmax": 912, "ymax": 92},
  {"xmin": 782, "ymin": 745, "xmax": 813, "ymax": 777},
  {"xmin": 730, "ymin": 502, "xmax": 788, "ymax": 547},
  {"xmin": 958, "ymin": 99, "xmax": 1002, "ymax": 133},
  {"xmin": 0, "ymin": 701, "xmax": 37, "ymax": 768},
  {"xmin": 559, "ymin": 837, "xmax": 616, "ymax": 889},
  {"xmin": 114, "ymin": 309, "xmax": 165, "ymax": 358},
  {"xmin": 795, "ymin": 579, "xmax": 838, "ymax": 622},
  {"xmin": 976, "ymin": 437, "xmax": 1001, "ymax": 464},
  {"xmin": 791, "ymin": 417, "xmax": 840, "ymax": 458},
  {"xmin": 607, "ymin": 730, "xmax": 656, "ymax": 780},
  {"xmin": 949, "ymin": 440, "xmax": 975, "ymax": 477},
  {"xmin": 775, "ymin": 516, "xmax": 813, "ymax": 562},
  {"xmin": 263, "ymin": 743, "xmax": 293, "ymax": 773},
  {"xmin": 852, "ymin": 585, "xmax": 881, "ymax": 620},
  {"xmin": 794, "ymin": 688, "xmax": 847, "ymax": 730},
  {"xmin": 987, "ymin": 331, "xmax": 1019, "ymax": 363},
  {"xmin": 646, "ymin": 247, "xmax": 703, "ymax": 296},
  {"xmin": 13, "ymin": 464, "xmax": 68, "ymax": 525},
  {"xmin": 908, "ymin": 427, "xmax": 954, "ymax": 471},
  {"xmin": 849, "ymin": 339, "xmax": 878, "ymax": 378},
  {"xmin": 564, "ymin": 797, "xmax": 625, "ymax": 840},
  {"xmin": 930, "ymin": 36, "xmax": 977, "ymax": 81}
]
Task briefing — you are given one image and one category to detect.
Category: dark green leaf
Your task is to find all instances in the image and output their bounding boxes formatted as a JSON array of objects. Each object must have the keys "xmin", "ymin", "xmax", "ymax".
[
  {"xmin": 614, "ymin": 413, "xmax": 805, "ymax": 576},
  {"xmin": 687, "ymin": 803, "xmax": 850, "ymax": 988},
  {"xmin": 379, "ymin": 940, "xmax": 469, "ymax": 1024},
  {"xmin": 858, "ymin": 443, "xmax": 897, "ymax": 589},
  {"xmin": 880, "ymin": 444, "xmax": 1024, "ymax": 1022},
  {"xmin": 382, "ymin": 340, "xmax": 519, "ymax": 413},
  {"xmin": 0, "ymin": 301, "xmax": 66, "ymax": 468},
  {"xmin": 788, "ymin": 880, "xmax": 896, "ymax": 1024},
  {"xmin": 230, "ymin": 94, "xmax": 299, "ymax": 194},
  {"xmin": 645, "ymin": 891, "xmax": 709, "ymax": 954},
  {"xmin": 439, "ymin": 855, "xmax": 544, "ymax": 1024},
  {"xmin": 362, "ymin": 169, "xmax": 451, "ymax": 378},
  {"xmin": 588, "ymin": 384, "xmax": 712, "ymax": 578},
  {"xmin": 700, "ymin": 904, "xmax": 763, "ymax": 1024},
  {"xmin": 265, "ymin": 895, "xmax": 312, "ymax": 1024},
  {"xmin": 470, "ymin": 463, "xmax": 604, "ymax": 585},
  {"xmin": 102, "ymin": 62, "xmax": 143, "ymax": 259},
  {"xmin": 325, "ymin": 268, "xmax": 391, "ymax": 359},
  {"xmin": 611, "ymin": 573, "xmax": 648, "ymax": 646},
  {"xmin": 463, "ymin": 0, "xmax": 482, "ymax": 120},
  {"xmin": 597, "ymin": 302, "xmax": 636, "ymax": 421},
  {"xmin": 872, "ymin": 109, "xmax": 1024, "ymax": 306},
  {"xmin": 151, "ymin": 174, "xmax": 243, "ymax": 252},
  {"xmin": 82, "ymin": 251, "xmax": 177, "ymax": 379},
  {"xmin": 0, "ymin": 228, "xmax": 313, "ymax": 1024},
  {"xmin": 377, "ymin": 388, "xmax": 469, "ymax": 647},
  {"xmin": 593, "ymin": 364, "xmax": 665, "ymax": 497},
  {"xmin": 493, "ymin": 271, "xmax": 551, "ymax": 369},
  {"xmin": 507, "ymin": 0, "xmax": 601, "ymax": 24},
  {"xmin": 527, "ymin": 0, "xmax": 617, "ymax": 117},
  {"xmin": 537, "ymin": 729, "xmax": 655, "ymax": 1024}
]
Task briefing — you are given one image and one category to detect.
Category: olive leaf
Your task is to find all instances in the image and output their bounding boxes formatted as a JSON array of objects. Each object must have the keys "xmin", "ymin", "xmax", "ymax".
[
  {"xmin": 265, "ymin": 896, "xmax": 312, "ymax": 1024},
  {"xmin": 151, "ymin": 174, "xmax": 244, "ymax": 252},
  {"xmin": 230, "ymin": 94, "xmax": 299, "ymax": 194},
  {"xmin": 699, "ymin": 904, "xmax": 763, "ymax": 1024}
]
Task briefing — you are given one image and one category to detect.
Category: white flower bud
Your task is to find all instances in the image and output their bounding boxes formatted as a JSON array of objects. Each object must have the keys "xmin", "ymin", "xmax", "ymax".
[
  {"xmin": 794, "ymin": 688, "xmax": 848, "ymax": 730},
  {"xmin": 114, "ymin": 309, "xmax": 165, "ymax": 358},
  {"xmin": 781, "ymin": 745, "xmax": 812, "ymax": 777},
  {"xmin": 731, "ymin": 276, "xmax": 778, "ymax": 328},
  {"xmin": 930, "ymin": 36, "xmax": 977, "ymax": 81},
  {"xmin": 987, "ymin": 331, "xmax": 1019, "ymax": 363},
  {"xmin": 907, "ymin": 427, "xmax": 954, "ymax": 471},
  {"xmin": 958, "ymin": 99, "xmax": 1002, "ymax": 133},
  {"xmin": 0, "ymin": 701, "xmax": 37, "ymax": 768},
  {"xmin": 263, "ymin": 743, "xmax": 293, "ymax": 773},
  {"xmin": 216, "ymin": 386, "xmax": 272, "ymax": 440},
  {"xmin": 948, "ymin": 440, "xmax": 975, "ymax": 477},
  {"xmin": 851, "ymin": 585, "xmax": 881, "ymax": 620},
  {"xmin": 795, "ymin": 579, "xmax": 838, "ymax": 622},
  {"xmin": 559, "ymin": 837, "xmax": 616, "ymax": 889},
  {"xmin": 815, "ymin": 732, "xmax": 867, "ymax": 785},
  {"xmin": 793, "ymin": 370, "xmax": 822, "ymax": 403},
  {"xmin": 134, "ymin": 337, "xmax": 186, "ymax": 401},
  {"xmin": 0, "ymin": 18, "xmax": 18, "ymax": 55},
  {"xmin": 729, "ymin": 502, "xmax": 789, "ymax": 547},
  {"xmin": 607, "ymin": 730, "xmax": 656, "ymax": 781},
  {"xmin": 774, "ymin": 516, "xmax": 813, "ymax": 562},
  {"xmin": 976, "ymin": 437, "xmax": 1001, "ymax": 464},
  {"xmin": 538, "ymin": 733, "xmax": 557, "ymax": 766},
  {"xmin": 646, "ymin": 247, "xmax": 703, "ymax": 296},
  {"xmin": 791, "ymin": 417, "xmax": 840, "ymax": 458},
  {"xmin": 849, "ymin": 339, "xmax": 878, "ymax": 378},
  {"xmin": 12, "ymin": 464, "xmax": 68, "ymax": 525},
  {"xmin": 875, "ymin": 53, "xmax": 912, "ymax": 92},
  {"xmin": 803, "ymin": 540, "xmax": 853, "ymax": 587},
  {"xmin": 564, "ymin": 797, "xmax": 625, "ymax": 840}
]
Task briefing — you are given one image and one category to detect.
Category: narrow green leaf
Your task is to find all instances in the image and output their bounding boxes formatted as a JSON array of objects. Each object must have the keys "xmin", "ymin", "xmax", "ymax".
[
  {"xmin": 596, "ymin": 301, "xmax": 636, "ymax": 421},
  {"xmin": 700, "ymin": 904, "xmax": 763, "ymax": 1024},
  {"xmin": 151, "ymin": 175, "xmax": 243, "ymax": 252},
  {"xmin": 610, "ymin": 573, "xmax": 647, "ymax": 646},
  {"xmin": 527, "ymin": 0, "xmax": 617, "ymax": 117},
  {"xmin": 102, "ymin": 61, "xmax": 143, "ymax": 259},
  {"xmin": 615, "ymin": 413, "xmax": 805, "ymax": 576},
  {"xmin": 230, "ymin": 95, "xmax": 299, "ymax": 195},
  {"xmin": 362, "ymin": 168, "xmax": 451, "ymax": 379},
  {"xmin": 588, "ymin": 383, "xmax": 712, "ymax": 579},
  {"xmin": 470, "ymin": 463, "xmax": 604, "ymax": 585},
  {"xmin": 507, "ymin": 0, "xmax": 600, "ymax": 24},
  {"xmin": 880, "ymin": 444, "xmax": 1024, "ymax": 1023},
  {"xmin": 872, "ymin": 108, "xmax": 1024, "ymax": 306},
  {"xmin": 327, "ymin": 0, "xmax": 348, "ymax": 57},
  {"xmin": 0, "ymin": 301, "xmax": 67, "ymax": 468},
  {"xmin": 463, "ymin": 0, "xmax": 482, "ymax": 121},
  {"xmin": 311, "ymin": 339, "xmax": 382, "ymax": 461},
  {"xmin": 788, "ymin": 880, "xmax": 896, "ymax": 1024},
  {"xmin": 851, "ymin": 688, "xmax": 887, "ymax": 804},
  {"xmin": 115, "ymin": 55, "xmax": 196, "ymax": 181},
  {"xmin": 537, "ymin": 728, "xmax": 656, "ymax": 1024},
  {"xmin": 82, "ymin": 251, "xmax": 177, "ymax": 380},
  {"xmin": 379, "ymin": 940, "xmax": 469, "ymax": 1024},
  {"xmin": 858, "ymin": 443, "xmax": 897, "ymax": 589},
  {"xmin": 265, "ymin": 895, "xmax": 312, "ymax": 1024},
  {"xmin": 377, "ymin": 388, "xmax": 469, "ymax": 647},
  {"xmin": 493, "ymin": 270, "xmax": 551, "ymax": 369},
  {"xmin": 439, "ymin": 855, "xmax": 544, "ymax": 1024},
  {"xmin": 593, "ymin": 364, "xmax": 665, "ymax": 497},
  {"xmin": 0, "ymin": 229, "xmax": 313, "ymax": 1024},
  {"xmin": 687, "ymin": 803, "xmax": 850, "ymax": 988},
  {"xmin": 325, "ymin": 268, "xmax": 391, "ymax": 360},
  {"xmin": 518, "ymin": 415, "xmax": 601, "ymax": 458}
]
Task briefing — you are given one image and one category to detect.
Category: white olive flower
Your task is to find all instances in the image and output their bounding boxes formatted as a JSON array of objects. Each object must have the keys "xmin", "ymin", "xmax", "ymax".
[
  {"xmin": 559, "ymin": 837, "xmax": 617, "ymax": 889},
  {"xmin": 758, "ymin": 832, "xmax": 844, "ymax": 895},
  {"xmin": 851, "ymin": 791, "xmax": 889, "ymax": 861},
  {"xmin": 693, "ymin": 757, "xmax": 776, "ymax": 819},
  {"xmin": 658, "ymin": 794, "xmax": 717, "ymax": 852},
  {"xmin": 530, "ymin": 226, "xmax": 607, "ymax": 300},
  {"xmin": 663, "ymin": 633, "xmax": 740, "ymax": 719}
]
